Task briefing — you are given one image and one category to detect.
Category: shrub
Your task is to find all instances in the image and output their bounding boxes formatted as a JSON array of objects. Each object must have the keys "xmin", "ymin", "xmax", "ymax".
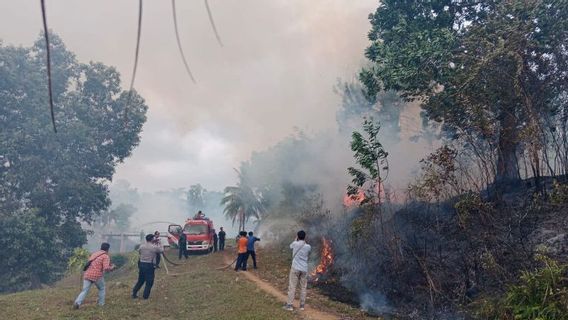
[
  {"xmin": 550, "ymin": 180, "xmax": 568, "ymax": 205},
  {"xmin": 67, "ymin": 248, "xmax": 91, "ymax": 274},
  {"xmin": 479, "ymin": 255, "xmax": 568, "ymax": 320},
  {"xmin": 110, "ymin": 254, "xmax": 128, "ymax": 269}
]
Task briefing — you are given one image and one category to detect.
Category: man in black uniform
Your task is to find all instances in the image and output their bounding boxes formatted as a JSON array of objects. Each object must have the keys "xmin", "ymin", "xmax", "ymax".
[
  {"xmin": 213, "ymin": 230, "xmax": 218, "ymax": 252},
  {"xmin": 178, "ymin": 232, "xmax": 188, "ymax": 259},
  {"xmin": 218, "ymin": 227, "xmax": 226, "ymax": 251}
]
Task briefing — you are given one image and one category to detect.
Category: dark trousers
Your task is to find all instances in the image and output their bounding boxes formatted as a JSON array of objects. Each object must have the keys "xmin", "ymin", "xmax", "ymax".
[
  {"xmin": 219, "ymin": 239, "xmax": 225, "ymax": 251},
  {"xmin": 178, "ymin": 244, "xmax": 188, "ymax": 259},
  {"xmin": 132, "ymin": 262, "xmax": 155, "ymax": 299},
  {"xmin": 155, "ymin": 253, "xmax": 161, "ymax": 267},
  {"xmin": 235, "ymin": 252, "xmax": 248, "ymax": 271},
  {"xmin": 246, "ymin": 250, "xmax": 257, "ymax": 268},
  {"xmin": 213, "ymin": 240, "xmax": 218, "ymax": 252}
]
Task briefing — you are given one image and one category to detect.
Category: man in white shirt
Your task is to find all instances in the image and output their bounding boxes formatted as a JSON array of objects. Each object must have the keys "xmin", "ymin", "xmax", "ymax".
[{"xmin": 283, "ymin": 230, "xmax": 311, "ymax": 311}]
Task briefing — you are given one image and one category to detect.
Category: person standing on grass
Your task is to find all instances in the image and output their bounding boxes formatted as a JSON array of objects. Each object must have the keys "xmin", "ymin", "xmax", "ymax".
[
  {"xmin": 73, "ymin": 242, "xmax": 115, "ymax": 309},
  {"xmin": 283, "ymin": 230, "xmax": 311, "ymax": 311},
  {"xmin": 178, "ymin": 232, "xmax": 188, "ymax": 260},
  {"xmin": 152, "ymin": 231, "xmax": 162, "ymax": 268},
  {"xmin": 246, "ymin": 231, "xmax": 260, "ymax": 269},
  {"xmin": 234, "ymin": 231, "xmax": 249, "ymax": 271},
  {"xmin": 218, "ymin": 227, "xmax": 226, "ymax": 251},
  {"xmin": 213, "ymin": 230, "xmax": 218, "ymax": 252},
  {"xmin": 132, "ymin": 234, "xmax": 164, "ymax": 299}
]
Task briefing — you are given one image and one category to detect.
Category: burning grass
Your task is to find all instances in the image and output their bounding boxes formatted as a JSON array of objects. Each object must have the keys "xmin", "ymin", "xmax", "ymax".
[{"xmin": 253, "ymin": 246, "xmax": 377, "ymax": 319}]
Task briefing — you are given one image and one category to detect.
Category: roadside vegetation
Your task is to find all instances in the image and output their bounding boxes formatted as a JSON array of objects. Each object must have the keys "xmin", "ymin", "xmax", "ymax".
[{"xmin": 0, "ymin": 250, "xmax": 296, "ymax": 320}]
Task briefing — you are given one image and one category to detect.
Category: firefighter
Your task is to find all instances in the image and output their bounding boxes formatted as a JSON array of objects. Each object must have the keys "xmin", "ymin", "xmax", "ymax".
[
  {"xmin": 178, "ymin": 232, "xmax": 188, "ymax": 259},
  {"xmin": 218, "ymin": 227, "xmax": 226, "ymax": 251},
  {"xmin": 132, "ymin": 234, "xmax": 164, "ymax": 299},
  {"xmin": 246, "ymin": 231, "xmax": 260, "ymax": 269},
  {"xmin": 213, "ymin": 230, "xmax": 218, "ymax": 252},
  {"xmin": 194, "ymin": 210, "xmax": 206, "ymax": 219}
]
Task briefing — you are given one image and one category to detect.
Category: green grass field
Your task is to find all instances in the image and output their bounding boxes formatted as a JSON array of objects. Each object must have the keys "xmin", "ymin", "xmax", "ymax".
[{"xmin": 0, "ymin": 249, "xmax": 296, "ymax": 320}]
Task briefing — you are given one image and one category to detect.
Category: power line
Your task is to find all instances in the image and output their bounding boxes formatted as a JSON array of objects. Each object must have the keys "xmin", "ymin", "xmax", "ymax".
[
  {"xmin": 40, "ymin": 0, "xmax": 57, "ymax": 133},
  {"xmin": 204, "ymin": 0, "xmax": 223, "ymax": 47},
  {"xmin": 124, "ymin": 0, "xmax": 143, "ymax": 123},
  {"xmin": 172, "ymin": 0, "xmax": 196, "ymax": 83}
]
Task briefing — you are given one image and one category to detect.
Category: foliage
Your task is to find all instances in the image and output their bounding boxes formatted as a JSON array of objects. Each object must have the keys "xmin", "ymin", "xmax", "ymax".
[
  {"xmin": 550, "ymin": 180, "xmax": 568, "ymax": 205},
  {"xmin": 408, "ymin": 146, "xmax": 460, "ymax": 202},
  {"xmin": 0, "ymin": 33, "xmax": 147, "ymax": 292},
  {"xmin": 453, "ymin": 192, "xmax": 493, "ymax": 229},
  {"xmin": 110, "ymin": 254, "xmax": 128, "ymax": 269},
  {"xmin": 335, "ymin": 80, "xmax": 404, "ymax": 142},
  {"xmin": 0, "ymin": 210, "xmax": 66, "ymax": 292},
  {"xmin": 347, "ymin": 118, "xmax": 389, "ymax": 205},
  {"xmin": 187, "ymin": 184, "xmax": 206, "ymax": 211},
  {"xmin": 221, "ymin": 170, "xmax": 264, "ymax": 231},
  {"xmin": 97, "ymin": 203, "xmax": 136, "ymax": 231},
  {"xmin": 67, "ymin": 248, "xmax": 91, "ymax": 274},
  {"xmin": 361, "ymin": 0, "xmax": 568, "ymax": 186},
  {"xmin": 479, "ymin": 255, "xmax": 568, "ymax": 320},
  {"xmin": 127, "ymin": 250, "xmax": 140, "ymax": 270}
]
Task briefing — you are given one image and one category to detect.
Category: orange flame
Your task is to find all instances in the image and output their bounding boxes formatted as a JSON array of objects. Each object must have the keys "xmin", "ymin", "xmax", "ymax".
[
  {"xmin": 343, "ymin": 189, "xmax": 365, "ymax": 207},
  {"xmin": 311, "ymin": 237, "xmax": 334, "ymax": 282}
]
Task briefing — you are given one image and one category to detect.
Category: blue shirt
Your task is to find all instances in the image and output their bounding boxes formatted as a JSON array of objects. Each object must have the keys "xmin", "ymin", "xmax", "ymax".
[{"xmin": 247, "ymin": 236, "xmax": 260, "ymax": 251}]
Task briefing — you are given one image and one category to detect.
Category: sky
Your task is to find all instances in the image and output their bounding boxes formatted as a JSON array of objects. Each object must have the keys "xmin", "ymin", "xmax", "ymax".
[{"xmin": 0, "ymin": 0, "xmax": 378, "ymax": 192}]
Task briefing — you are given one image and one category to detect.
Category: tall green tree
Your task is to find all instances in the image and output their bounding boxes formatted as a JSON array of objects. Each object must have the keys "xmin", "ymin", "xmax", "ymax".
[
  {"xmin": 0, "ymin": 33, "xmax": 147, "ymax": 292},
  {"xmin": 221, "ymin": 170, "xmax": 263, "ymax": 231},
  {"xmin": 361, "ymin": 0, "xmax": 568, "ymax": 188}
]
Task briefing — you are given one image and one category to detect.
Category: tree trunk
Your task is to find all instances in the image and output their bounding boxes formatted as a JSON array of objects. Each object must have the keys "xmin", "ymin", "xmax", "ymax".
[{"xmin": 495, "ymin": 109, "xmax": 520, "ymax": 194}]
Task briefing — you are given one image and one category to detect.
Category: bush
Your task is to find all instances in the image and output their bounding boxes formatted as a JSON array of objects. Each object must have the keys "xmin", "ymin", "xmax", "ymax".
[
  {"xmin": 67, "ymin": 248, "xmax": 90, "ymax": 274},
  {"xmin": 479, "ymin": 255, "xmax": 568, "ymax": 320},
  {"xmin": 110, "ymin": 254, "xmax": 128, "ymax": 269},
  {"xmin": 550, "ymin": 180, "xmax": 568, "ymax": 205}
]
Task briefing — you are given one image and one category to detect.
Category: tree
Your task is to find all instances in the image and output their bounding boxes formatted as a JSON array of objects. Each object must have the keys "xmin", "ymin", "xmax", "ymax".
[
  {"xmin": 221, "ymin": 170, "xmax": 264, "ymax": 231},
  {"xmin": 98, "ymin": 203, "xmax": 136, "ymax": 231},
  {"xmin": 336, "ymin": 80, "xmax": 405, "ymax": 142},
  {"xmin": 0, "ymin": 33, "xmax": 147, "ymax": 292},
  {"xmin": 187, "ymin": 184, "xmax": 206, "ymax": 211},
  {"xmin": 348, "ymin": 118, "xmax": 389, "ymax": 206},
  {"xmin": 361, "ymin": 0, "xmax": 568, "ymax": 189}
]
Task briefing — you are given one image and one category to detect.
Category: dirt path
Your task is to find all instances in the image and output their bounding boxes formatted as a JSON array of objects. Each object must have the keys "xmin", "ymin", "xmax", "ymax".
[{"xmin": 223, "ymin": 253, "xmax": 340, "ymax": 320}]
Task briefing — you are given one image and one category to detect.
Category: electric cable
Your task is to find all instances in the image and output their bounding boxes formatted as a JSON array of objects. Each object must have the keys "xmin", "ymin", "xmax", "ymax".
[
  {"xmin": 40, "ymin": 0, "xmax": 57, "ymax": 133},
  {"xmin": 124, "ymin": 0, "xmax": 143, "ymax": 123},
  {"xmin": 171, "ymin": 0, "xmax": 196, "ymax": 83},
  {"xmin": 204, "ymin": 0, "xmax": 223, "ymax": 47}
]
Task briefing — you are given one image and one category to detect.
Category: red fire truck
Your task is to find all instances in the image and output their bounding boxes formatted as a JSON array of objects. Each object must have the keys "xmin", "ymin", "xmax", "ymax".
[{"xmin": 167, "ymin": 217, "xmax": 215, "ymax": 253}]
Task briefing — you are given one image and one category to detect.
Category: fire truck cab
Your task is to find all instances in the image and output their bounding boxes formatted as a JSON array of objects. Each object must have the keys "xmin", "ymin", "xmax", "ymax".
[{"xmin": 167, "ymin": 217, "xmax": 215, "ymax": 253}]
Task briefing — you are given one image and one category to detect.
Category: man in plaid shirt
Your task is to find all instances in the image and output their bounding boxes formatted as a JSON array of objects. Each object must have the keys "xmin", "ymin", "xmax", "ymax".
[{"xmin": 73, "ymin": 243, "xmax": 115, "ymax": 309}]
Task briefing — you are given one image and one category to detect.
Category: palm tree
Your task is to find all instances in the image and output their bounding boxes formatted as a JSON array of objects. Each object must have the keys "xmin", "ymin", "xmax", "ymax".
[{"xmin": 221, "ymin": 171, "xmax": 263, "ymax": 231}]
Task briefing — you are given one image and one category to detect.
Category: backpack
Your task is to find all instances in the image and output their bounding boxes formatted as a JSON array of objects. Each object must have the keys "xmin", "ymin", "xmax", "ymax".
[{"xmin": 83, "ymin": 252, "xmax": 106, "ymax": 272}]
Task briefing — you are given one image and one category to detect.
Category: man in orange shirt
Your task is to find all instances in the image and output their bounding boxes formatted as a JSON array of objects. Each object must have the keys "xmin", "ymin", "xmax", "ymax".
[
  {"xmin": 73, "ymin": 243, "xmax": 115, "ymax": 309},
  {"xmin": 234, "ymin": 231, "xmax": 249, "ymax": 271}
]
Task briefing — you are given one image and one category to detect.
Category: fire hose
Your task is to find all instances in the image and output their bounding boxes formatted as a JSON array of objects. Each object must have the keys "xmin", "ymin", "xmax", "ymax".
[
  {"xmin": 160, "ymin": 253, "xmax": 193, "ymax": 276},
  {"xmin": 215, "ymin": 257, "xmax": 237, "ymax": 270}
]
